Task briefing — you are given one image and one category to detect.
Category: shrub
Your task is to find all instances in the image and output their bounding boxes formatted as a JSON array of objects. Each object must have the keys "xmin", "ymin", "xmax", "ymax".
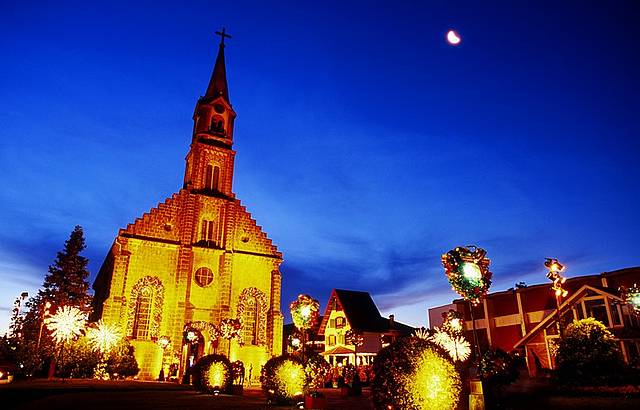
[
  {"xmin": 555, "ymin": 318, "xmax": 625, "ymax": 386},
  {"xmin": 106, "ymin": 340, "xmax": 139, "ymax": 379},
  {"xmin": 479, "ymin": 348, "xmax": 519, "ymax": 387}
]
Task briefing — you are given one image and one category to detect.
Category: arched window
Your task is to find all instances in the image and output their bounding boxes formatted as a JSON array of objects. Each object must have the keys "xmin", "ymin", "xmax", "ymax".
[
  {"xmin": 212, "ymin": 166, "xmax": 220, "ymax": 191},
  {"xmin": 210, "ymin": 116, "xmax": 225, "ymax": 134},
  {"xmin": 241, "ymin": 296, "xmax": 258, "ymax": 345},
  {"xmin": 132, "ymin": 287, "xmax": 153, "ymax": 340},
  {"xmin": 204, "ymin": 165, "xmax": 213, "ymax": 190}
]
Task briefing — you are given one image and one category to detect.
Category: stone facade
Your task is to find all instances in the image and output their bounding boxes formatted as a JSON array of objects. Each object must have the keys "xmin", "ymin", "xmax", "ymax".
[{"xmin": 92, "ymin": 40, "xmax": 283, "ymax": 381}]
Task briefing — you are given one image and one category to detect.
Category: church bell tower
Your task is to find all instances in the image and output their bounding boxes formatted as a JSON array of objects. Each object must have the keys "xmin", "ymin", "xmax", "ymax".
[{"xmin": 184, "ymin": 28, "xmax": 236, "ymax": 198}]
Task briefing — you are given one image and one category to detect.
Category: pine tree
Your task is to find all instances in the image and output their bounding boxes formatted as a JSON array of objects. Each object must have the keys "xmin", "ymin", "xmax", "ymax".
[{"xmin": 22, "ymin": 226, "xmax": 92, "ymax": 340}]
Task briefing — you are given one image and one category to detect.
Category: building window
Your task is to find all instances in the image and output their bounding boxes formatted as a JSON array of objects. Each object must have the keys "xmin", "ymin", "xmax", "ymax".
[
  {"xmin": 194, "ymin": 267, "xmax": 214, "ymax": 287},
  {"xmin": 204, "ymin": 165, "xmax": 221, "ymax": 192},
  {"xmin": 212, "ymin": 166, "xmax": 220, "ymax": 191},
  {"xmin": 205, "ymin": 165, "xmax": 213, "ymax": 190},
  {"xmin": 328, "ymin": 335, "xmax": 336, "ymax": 346},
  {"xmin": 336, "ymin": 317, "xmax": 345, "ymax": 329},
  {"xmin": 132, "ymin": 287, "xmax": 152, "ymax": 340},
  {"xmin": 200, "ymin": 220, "xmax": 216, "ymax": 245},
  {"xmin": 611, "ymin": 304, "xmax": 622, "ymax": 326},
  {"xmin": 210, "ymin": 116, "xmax": 225, "ymax": 134},
  {"xmin": 584, "ymin": 298, "xmax": 609, "ymax": 326},
  {"xmin": 242, "ymin": 296, "xmax": 258, "ymax": 345}
]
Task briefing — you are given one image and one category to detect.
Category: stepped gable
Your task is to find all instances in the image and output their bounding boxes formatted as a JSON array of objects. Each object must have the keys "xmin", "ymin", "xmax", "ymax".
[
  {"xmin": 232, "ymin": 199, "xmax": 281, "ymax": 258},
  {"xmin": 119, "ymin": 190, "xmax": 190, "ymax": 243}
]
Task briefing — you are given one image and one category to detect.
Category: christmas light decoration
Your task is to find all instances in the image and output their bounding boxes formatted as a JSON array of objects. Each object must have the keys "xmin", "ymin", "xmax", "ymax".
[
  {"xmin": 290, "ymin": 294, "xmax": 320, "ymax": 331},
  {"xmin": 345, "ymin": 329, "xmax": 364, "ymax": 347},
  {"xmin": 441, "ymin": 310, "xmax": 464, "ymax": 337},
  {"xmin": 372, "ymin": 337, "xmax": 461, "ymax": 410},
  {"xmin": 157, "ymin": 335, "xmax": 171, "ymax": 350},
  {"xmin": 413, "ymin": 327, "xmax": 430, "ymax": 340},
  {"xmin": 429, "ymin": 329, "xmax": 471, "ymax": 362},
  {"xmin": 219, "ymin": 318, "xmax": 242, "ymax": 340},
  {"xmin": 288, "ymin": 334, "xmax": 302, "ymax": 352},
  {"xmin": 262, "ymin": 356, "xmax": 307, "ymax": 403},
  {"xmin": 410, "ymin": 348, "xmax": 462, "ymax": 409},
  {"xmin": 192, "ymin": 354, "xmax": 233, "ymax": 395},
  {"xmin": 441, "ymin": 246, "xmax": 492, "ymax": 305},
  {"xmin": 274, "ymin": 360, "xmax": 306, "ymax": 398},
  {"xmin": 620, "ymin": 284, "xmax": 640, "ymax": 314},
  {"xmin": 45, "ymin": 306, "xmax": 85, "ymax": 345},
  {"xmin": 87, "ymin": 320, "xmax": 121, "ymax": 354}
]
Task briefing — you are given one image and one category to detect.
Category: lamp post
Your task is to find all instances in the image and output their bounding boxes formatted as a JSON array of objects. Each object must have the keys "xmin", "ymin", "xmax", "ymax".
[
  {"xmin": 545, "ymin": 258, "xmax": 568, "ymax": 337},
  {"xmin": 37, "ymin": 301, "xmax": 52, "ymax": 350},
  {"xmin": 442, "ymin": 245, "xmax": 492, "ymax": 410},
  {"xmin": 289, "ymin": 294, "xmax": 320, "ymax": 363}
]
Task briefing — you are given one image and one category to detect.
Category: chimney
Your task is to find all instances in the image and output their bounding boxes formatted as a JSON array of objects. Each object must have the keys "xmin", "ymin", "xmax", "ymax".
[{"xmin": 389, "ymin": 314, "xmax": 395, "ymax": 328}]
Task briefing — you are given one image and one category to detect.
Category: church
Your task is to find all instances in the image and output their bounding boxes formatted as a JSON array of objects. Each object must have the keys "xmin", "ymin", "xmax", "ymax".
[{"xmin": 91, "ymin": 32, "xmax": 284, "ymax": 381}]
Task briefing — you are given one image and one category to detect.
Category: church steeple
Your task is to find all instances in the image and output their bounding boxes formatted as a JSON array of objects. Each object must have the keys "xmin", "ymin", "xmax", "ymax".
[
  {"xmin": 184, "ymin": 28, "xmax": 237, "ymax": 196},
  {"xmin": 205, "ymin": 28, "xmax": 231, "ymax": 103}
]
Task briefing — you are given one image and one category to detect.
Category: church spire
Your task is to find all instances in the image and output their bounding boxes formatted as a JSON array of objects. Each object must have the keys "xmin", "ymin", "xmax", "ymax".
[{"xmin": 205, "ymin": 28, "xmax": 232, "ymax": 102}]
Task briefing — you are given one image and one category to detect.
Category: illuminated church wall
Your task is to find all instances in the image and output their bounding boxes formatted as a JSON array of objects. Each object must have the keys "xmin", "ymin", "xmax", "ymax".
[{"xmin": 92, "ymin": 39, "xmax": 283, "ymax": 380}]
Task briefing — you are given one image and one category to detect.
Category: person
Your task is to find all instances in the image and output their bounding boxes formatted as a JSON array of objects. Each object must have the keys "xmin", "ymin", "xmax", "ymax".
[{"xmin": 248, "ymin": 363, "xmax": 253, "ymax": 386}]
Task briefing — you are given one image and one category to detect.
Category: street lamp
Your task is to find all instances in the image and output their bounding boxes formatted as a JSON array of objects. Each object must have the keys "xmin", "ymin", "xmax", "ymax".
[
  {"xmin": 289, "ymin": 294, "xmax": 320, "ymax": 363},
  {"xmin": 545, "ymin": 258, "xmax": 568, "ymax": 336}
]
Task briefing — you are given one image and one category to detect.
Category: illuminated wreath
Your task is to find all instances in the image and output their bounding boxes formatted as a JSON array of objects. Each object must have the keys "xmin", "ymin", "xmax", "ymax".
[
  {"xmin": 620, "ymin": 284, "xmax": 640, "ymax": 315},
  {"xmin": 441, "ymin": 246, "xmax": 492, "ymax": 305},
  {"xmin": 126, "ymin": 276, "xmax": 164, "ymax": 339},
  {"xmin": 289, "ymin": 294, "xmax": 320, "ymax": 331},
  {"xmin": 236, "ymin": 287, "xmax": 268, "ymax": 346}
]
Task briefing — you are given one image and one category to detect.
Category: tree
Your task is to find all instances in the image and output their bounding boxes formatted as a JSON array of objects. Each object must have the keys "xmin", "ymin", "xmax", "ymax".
[
  {"xmin": 22, "ymin": 226, "xmax": 92, "ymax": 339},
  {"xmin": 555, "ymin": 318, "xmax": 624, "ymax": 385},
  {"xmin": 9, "ymin": 226, "xmax": 93, "ymax": 377}
]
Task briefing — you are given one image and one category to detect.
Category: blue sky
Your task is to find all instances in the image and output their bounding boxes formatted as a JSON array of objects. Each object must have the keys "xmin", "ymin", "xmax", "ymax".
[{"xmin": 1, "ymin": 1, "xmax": 639, "ymax": 332}]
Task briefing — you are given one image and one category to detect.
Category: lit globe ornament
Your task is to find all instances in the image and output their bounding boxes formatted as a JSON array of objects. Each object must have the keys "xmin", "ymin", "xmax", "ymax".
[
  {"xmin": 289, "ymin": 294, "xmax": 320, "ymax": 331},
  {"xmin": 446, "ymin": 30, "xmax": 461, "ymax": 46},
  {"xmin": 462, "ymin": 262, "xmax": 482, "ymax": 284},
  {"xmin": 442, "ymin": 246, "xmax": 492, "ymax": 305}
]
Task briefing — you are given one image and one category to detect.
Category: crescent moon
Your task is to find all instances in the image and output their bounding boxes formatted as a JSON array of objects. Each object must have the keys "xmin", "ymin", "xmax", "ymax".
[{"xmin": 446, "ymin": 30, "xmax": 461, "ymax": 45}]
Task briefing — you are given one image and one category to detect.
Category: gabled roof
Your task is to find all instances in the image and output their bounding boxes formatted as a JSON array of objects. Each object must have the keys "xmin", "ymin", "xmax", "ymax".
[
  {"xmin": 513, "ymin": 284, "xmax": 624, "ymax": 349},
  {"xmin": 321, "ymin": 346, "xmax": 355, "ymax": 355},
  {"xmin": 318, "ymin": 289, "xmax": 414, "ymax": 336}
]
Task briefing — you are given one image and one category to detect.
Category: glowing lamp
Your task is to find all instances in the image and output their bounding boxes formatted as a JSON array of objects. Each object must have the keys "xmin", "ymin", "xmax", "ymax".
[
  {"xmin": 462, "ymin": 262, "xmax": 482, "ymax": 283},
  {"xmin": 186, "ymin": 331, "xmax": 198, "ymax": 342}
]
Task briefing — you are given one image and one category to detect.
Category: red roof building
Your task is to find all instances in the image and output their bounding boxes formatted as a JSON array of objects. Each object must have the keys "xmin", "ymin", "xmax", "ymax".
[{"xmin": 428, "ymin": 267, "xmax": 640, "ymax": 376}]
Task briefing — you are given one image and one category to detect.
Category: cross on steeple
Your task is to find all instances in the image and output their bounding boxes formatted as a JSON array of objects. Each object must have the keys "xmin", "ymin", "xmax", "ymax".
[{"xmin": 215, "ymin": 27, "xmax": 232, "ymax": 47}]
